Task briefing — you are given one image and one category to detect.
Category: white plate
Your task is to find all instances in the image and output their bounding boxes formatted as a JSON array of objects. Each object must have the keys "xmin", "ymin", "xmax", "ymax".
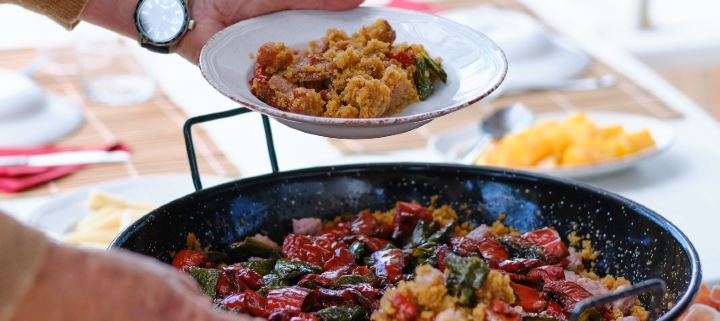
[
  {"xmin": 199, "ymin": 7, "xmax": 507, "ymax": 139},
  {"xmin": 27, "ymin": 175, "xmax": 232, "ymax": 239},
  {"xmin": 438, "ymin": 6, "xmax": 590, "ymax": 94},
  {"xmin": 428, "ymin": 112, "xmax": 675, "ymax": 179}
]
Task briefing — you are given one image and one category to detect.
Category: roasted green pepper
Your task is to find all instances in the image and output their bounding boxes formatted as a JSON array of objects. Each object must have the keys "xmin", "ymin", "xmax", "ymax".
[
  {"xmin": 274, "ymin": 258, "xmax": 323, "ymax": 279},
  {"xmin": 224, "ymin": 237, "xmax": 282, "ymax": 262},
  {"xmin": 331, "ymin": 275, "xmax": 365, "ymax": 288},
  {"xmin": 262, "ymin": 272, "xmax": 291, "ymax": 289},
  {"xmin": 413, "ymin": 54, "xmax": 434, "ymax": 101},
  {"xmin": 497, "ymin": 237, "xmax": 547, "ymax": 261},
  {"xmin": 240, "ymin": 259, "xmax": 276, "ymax": 276},
  {"xmin": 316, "ymin": 305, "xmax": 367, "ymax": 321},
  {"xmin": 349, "ymin": 241, "xmax": 365, "ymax": 263},
  {"xmin": 421, "ymin": 52, "xmax": 447, "ymax": 83},
  {"xmin": 403, "ymin": 220, "xmax": 438, "ymax": 249},
  {"xmin": 188, "ymin": 266, "xmax": 222, "ymax": 298},
  {"xmin": 426, "ymin": 221, "xmax": 455, "ymax": 245},
  {"xmin": 206, "ymin": 251, "xmax": 231, "ymax": 265},
  {"xmin": 578, "ymin": 309, "xmax": 603, "ymax": 321},
  {"xmin": 413, "ymin": 52, "xmax": 448, "ymax": 101},
  {"xmin": 445, "ymin": 253, "xmax": 489, "ymax": 307}
]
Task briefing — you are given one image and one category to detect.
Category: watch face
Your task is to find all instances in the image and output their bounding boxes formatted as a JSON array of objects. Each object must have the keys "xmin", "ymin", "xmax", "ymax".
[{"xmin": 136, "ymin": 0, "xmax": 187, "ymax": 43}]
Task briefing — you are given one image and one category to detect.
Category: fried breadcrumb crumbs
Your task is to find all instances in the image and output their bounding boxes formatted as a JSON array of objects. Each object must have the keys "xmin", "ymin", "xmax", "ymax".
[
  {"xmin": 568, "ymin": 231, "xmax": 581, "ymax": 247},
  {"xmin": 474, "ymin": 270, "xmax": 515, "ymax": 304},
  {"xmin": 432, "ymin": 205, "xmax": 459, "ymax": 227},
  {"xmin": 373, "ymin": 266, "xmax": 515, "ymax": 321},
  {"xmin": 186, "ymin": 233, "xmax": 202, "ymax": 251},
  {"xmin": 581, "ymin": 240, "xmax": 600, "ymax": 260}
]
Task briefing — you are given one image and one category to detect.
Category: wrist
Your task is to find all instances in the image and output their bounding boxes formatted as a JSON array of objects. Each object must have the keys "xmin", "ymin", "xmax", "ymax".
[{"xmin": 79, "ymin": 0, "xmax": 138, "ymax": 39}]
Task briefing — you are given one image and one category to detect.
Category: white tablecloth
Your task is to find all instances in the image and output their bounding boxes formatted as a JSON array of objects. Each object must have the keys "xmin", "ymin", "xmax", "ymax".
[{"xmin": 0, "ymin": 1, "xmax": 718, "ymax": 283}]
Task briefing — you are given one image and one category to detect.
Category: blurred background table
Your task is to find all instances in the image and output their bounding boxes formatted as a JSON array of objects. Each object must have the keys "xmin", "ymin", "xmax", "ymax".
[{"xmin": 0, "ymin": 0, "xmax": 718, "ymax": 283}]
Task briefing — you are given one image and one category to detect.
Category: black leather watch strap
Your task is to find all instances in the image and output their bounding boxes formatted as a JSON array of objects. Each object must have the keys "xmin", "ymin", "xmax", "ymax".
[{"xmin": 141, "ymin": 42, "xmax": 172, "ymax": 54}]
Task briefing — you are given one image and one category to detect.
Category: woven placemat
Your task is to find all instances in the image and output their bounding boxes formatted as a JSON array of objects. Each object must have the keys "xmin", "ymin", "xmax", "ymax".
[
  {"xmin": 328, "ymin": 0, "xmax": 683, "ymax": 154},
  {"xmin": 0, "ymin": 47, "xmax": 238, "ymax": 199}
]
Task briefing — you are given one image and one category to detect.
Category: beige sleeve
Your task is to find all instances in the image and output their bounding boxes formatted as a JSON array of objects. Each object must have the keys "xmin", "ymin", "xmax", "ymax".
[
  {"xmin": 0, "ymin": 0, "xmax": 89, "ymax": 30},
  {"xmin": 0, "ymin": 213, "xmax": 49, "ymax": 321}
]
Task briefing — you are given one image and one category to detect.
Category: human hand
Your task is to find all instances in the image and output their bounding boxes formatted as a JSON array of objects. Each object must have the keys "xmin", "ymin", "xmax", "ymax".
[
  {"xmin": 8, "ymin": 243, "xmax": 262, "ymax": 321},
  {"xmin": 176, "ymin": 0, "xmax": 365, "ymax": 64}
]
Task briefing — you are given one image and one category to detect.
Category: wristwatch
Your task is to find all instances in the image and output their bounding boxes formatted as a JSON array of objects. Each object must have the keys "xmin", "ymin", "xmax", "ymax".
[{"xmin": 133, "ymin": 0, "xmax": 194, "ymax": 54}]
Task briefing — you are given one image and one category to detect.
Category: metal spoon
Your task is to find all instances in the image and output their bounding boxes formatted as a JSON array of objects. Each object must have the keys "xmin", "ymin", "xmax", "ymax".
[{"xmin": 459, "ymin": 103, "xmax": 534, "ymax": 164}]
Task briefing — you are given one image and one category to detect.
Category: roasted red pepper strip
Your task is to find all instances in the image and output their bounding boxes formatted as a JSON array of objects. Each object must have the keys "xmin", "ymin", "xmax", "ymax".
[
  {"xmin": 449, "ymin": 237, "xmax": 509, "ymax": 268},
  {"xmin": 522, "ymin": 227, "xmax": 569, "ymax": 261},
  {"xmin": 498, "ymin": 269, "xmax": 544, "ymax": 286},
  {"xmin": 290, "ymin": 313, "xmax": 321, "ymax": 321},
  {"xmin": 528, "ymin": 265, "xmax": 565, "ymax": 284},
  {"xmin": 543, "ymin": 280, "xmax": 594, "ymax": 312},
  {"xmin": 337, "ymin": 283, "xmax": 382, "ymax": 298},
  {"xmin": 318, "ymin": 288, "xmax": 355, "ymax": 301},
  {"xmin": 370, "ymin": 249, "xmax": 410, "ymax": 283},
  {"xmin": 216, "ymin": 272, "xmax": 247, "ymax": 298},
  {"xmin": 352, "ymin": 266, "xmax": 372, "ymax": 276},
  {"xmin": 266, "ymin": 286, "xmax": 321, "ymax": 313},
  {"xmin": 478, "ymin": 238, "xmax": 511, "ymax": 268},
  {"xmin": 435, "ymin": 245, "xmax": 451, "ymax": 272},
  {"xmin": 485, "ymin": 299, "xmax": 522, "ymax": 321},
  {"xmin": 392, "ymin": 202, "xmax": 433, "ymax": 239},
  {"xmin": 343, "ymin": 234, "xmax": 392, "ymax": 252},
  {"xmin": 351, "ymin": 211, "xmax": 393, "ymax": 239},
  {"xmin": 390, "ymin": 292, "xmax": 417, "ymax": 321},
  {"xmin": 314, "ymin": 234, "xmax": 349, "ymax": 254},
  {"xmin": 220, "ymin": 292, "xmax": 246, "ymax": 310},
  {"xmin": 254, "ymin": 63, "xmax": 271, "ymax": 80},
  {"xmin": 498, "ymin": 259, "xmax": 545, "ymax": 274},
  {"xmin": 323, "ymin": 247, "xmax": 357, "ymax": 271},
  {"xmin": 282, "ymin": 234, "xmax": 333, "ymax": 267},
  {"xmin": 245, "ymin": 290, "xmax": 270, "ymax": 318},
  {"xmin": 171, "ymin": 250, "xmax": 208, "ymax": 272},
  {"xmin": 315, "ymin": 265, "xmax": 354, "ymax": 287},
  {"xmin": 545, "ymin": 300, "xmax": 568, "ymax": 320},
  {"xmin": 223, "ymin": 264, "xmax": 264, "ymax": 290},
  {"xmin": 387, "ymin": 50, "xmax": 416, "ymax": 65},
  {"xmin": 314, "ymin": 222, "xmax": 351, "ymax": 238},
  {"xmin": 509, "ymin": 282, "xmax": 547, "ymax": 313}
]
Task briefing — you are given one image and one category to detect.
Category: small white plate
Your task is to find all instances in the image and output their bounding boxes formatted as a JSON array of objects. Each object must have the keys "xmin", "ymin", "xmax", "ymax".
[
  {"xmin": 199, "ymin": 7, "xmax": 507, "ymax": 139},
  {"xmin": 428, "ymin": 112, "xmax": 675, "ymax": 179},
  {"xmin": 27, "ymin": 175, "xmax": 231, "ymax": 239}
]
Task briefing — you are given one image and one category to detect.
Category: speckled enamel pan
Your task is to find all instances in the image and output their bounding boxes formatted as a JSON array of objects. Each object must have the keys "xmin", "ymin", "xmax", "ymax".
[
  {"xmin": 112, "ymin": 163, "xmax": 700, "ymax": 320},
  {"xmin": 199, "ymin": 7, "xmax": 507, "ymax": 139}
]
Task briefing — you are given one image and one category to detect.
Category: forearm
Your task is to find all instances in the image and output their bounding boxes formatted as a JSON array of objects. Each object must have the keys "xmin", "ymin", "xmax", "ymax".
[
  {"xmin": 79, "ymin": 0, "xmax": 138, "ymax": 39},
  {"xmin": 0, "ymin": 213, "xmax": 49, "ymax": 321}
]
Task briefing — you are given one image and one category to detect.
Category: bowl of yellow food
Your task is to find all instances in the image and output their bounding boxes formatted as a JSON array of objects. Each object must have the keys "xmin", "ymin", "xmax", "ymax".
[{"xmin": 429, "ymin": 112, "xmax": 675, "ymax": 179}]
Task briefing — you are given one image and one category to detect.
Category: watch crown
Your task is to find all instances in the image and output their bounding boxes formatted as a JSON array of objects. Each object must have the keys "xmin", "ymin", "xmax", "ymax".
[{"xmin": 188, "ymin": 20, "xmax": 195, "ymax": 31}]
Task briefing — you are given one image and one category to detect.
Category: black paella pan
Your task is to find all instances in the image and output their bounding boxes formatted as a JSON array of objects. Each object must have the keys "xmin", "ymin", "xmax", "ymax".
[{"xmin": 110, "ymin": 163, "xmax": 701, "ymax": 321}]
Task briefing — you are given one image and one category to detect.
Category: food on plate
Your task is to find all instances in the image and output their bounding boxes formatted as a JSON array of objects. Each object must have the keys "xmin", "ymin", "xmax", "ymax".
[
  {"xmin": 475, "ymin": 113, "xmax": 656, "ymax": 168},
  {"xmin": 61, "ymin": 191, "xmax": 154, "ymax": 249},
  {"xmin": 678, "ymin": 284, "xmax": 720, "ymax": 321},
  {"xmin": 249, "ymin": 19, "xmax": 447, "ymax": 118},
  {"xmin": 172, "ymin": 200, "xmax": 649, "ymax": 321}
]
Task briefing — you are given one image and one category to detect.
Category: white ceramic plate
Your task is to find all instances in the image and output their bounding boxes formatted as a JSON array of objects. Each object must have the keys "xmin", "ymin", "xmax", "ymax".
[
  {"xmin": 428, "ymin": 112, "xmax": 675, "ymax": 179},
  {"xmin": 199, "ymin": 7, "xmax": 507, "ymax": 139},
  {"xmin": 27, "ymin": 175, "xmax": 231, "ymax": 239}
]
